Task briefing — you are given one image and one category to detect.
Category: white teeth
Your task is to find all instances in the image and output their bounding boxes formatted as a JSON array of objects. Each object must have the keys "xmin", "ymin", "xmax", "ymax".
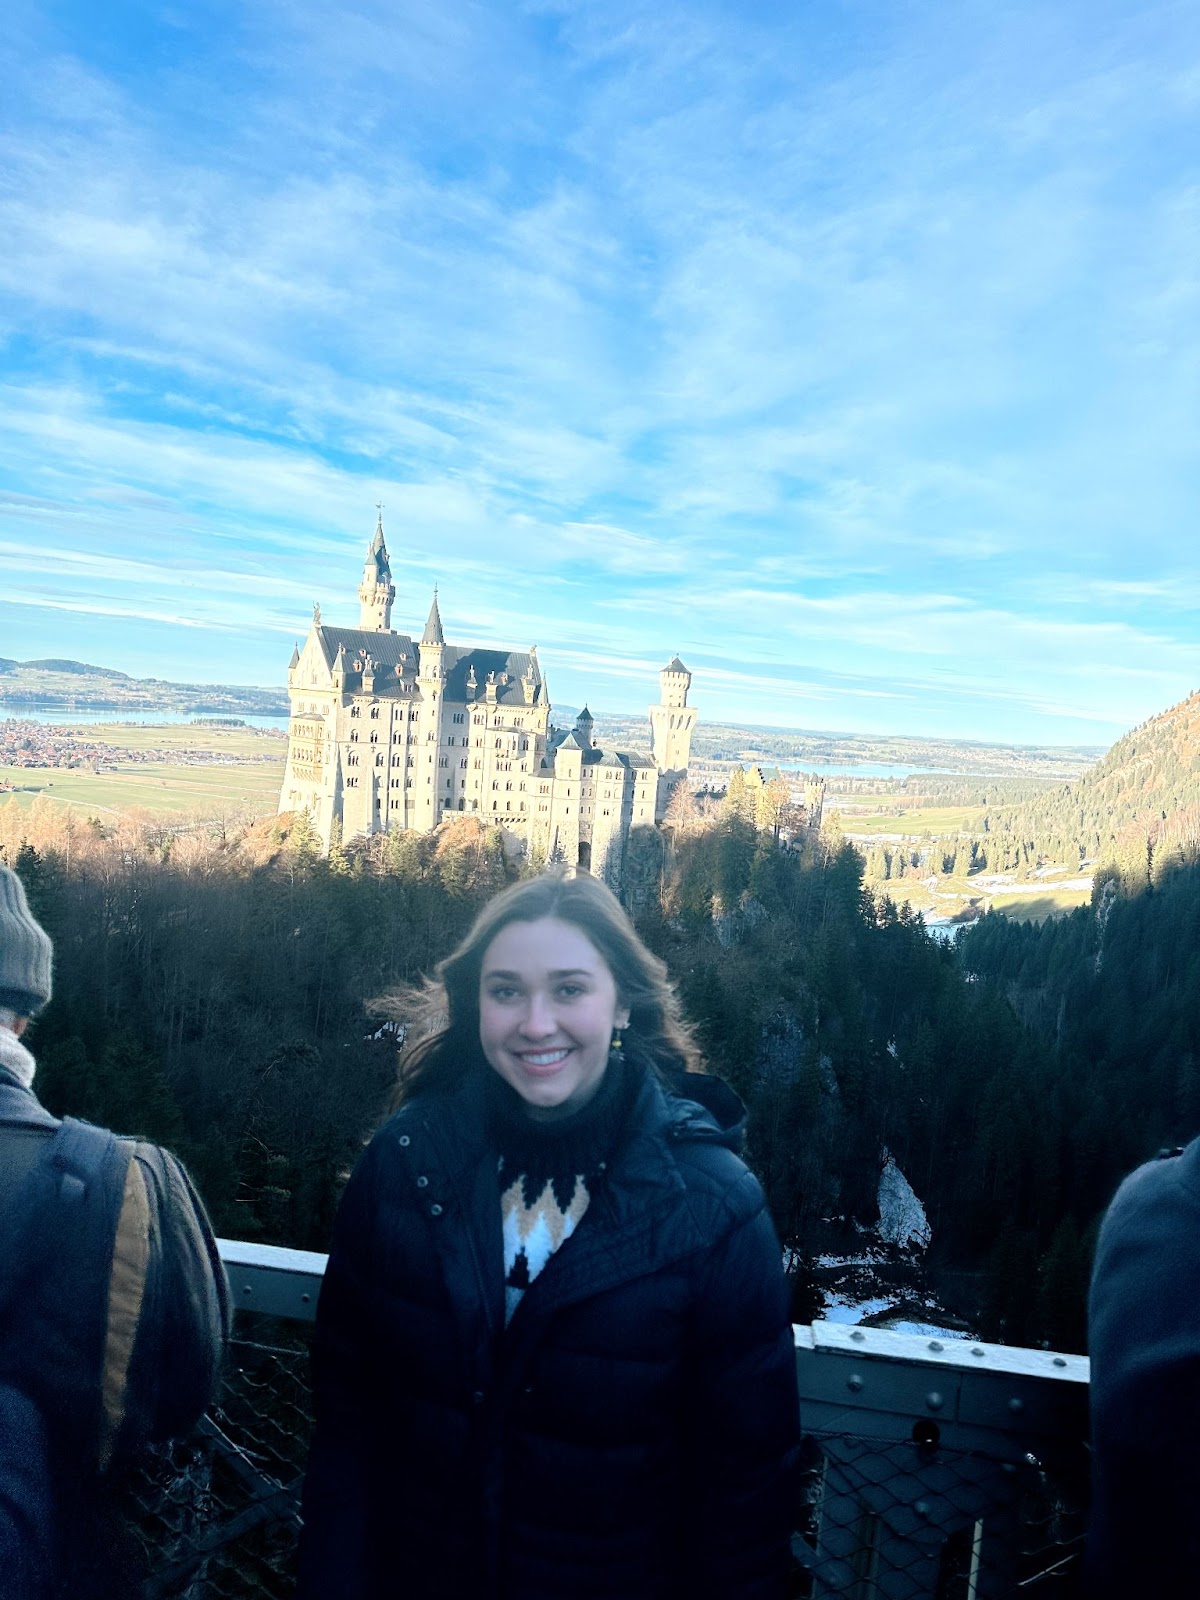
[{"xmin": 521, "ymin": 1049, "xmax": 569, "ymax": 1067}]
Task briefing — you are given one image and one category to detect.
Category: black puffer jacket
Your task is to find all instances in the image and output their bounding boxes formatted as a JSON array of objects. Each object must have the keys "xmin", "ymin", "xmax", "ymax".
[
  {"xmin": 298, "ymin": 1062, "xmax": 801, "ymax": 1600},
  {"xmin": 1087, "ymin": 1136, "xmax": 1200, "ymax": 1598}
]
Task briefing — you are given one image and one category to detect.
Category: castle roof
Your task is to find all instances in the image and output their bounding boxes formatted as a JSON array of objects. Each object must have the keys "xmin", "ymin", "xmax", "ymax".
[
  {"xmin": 312, "ymin": 625, "xmax": 541, "ymax": 706},
  {"xmin": 664, "ymin": 656, "xmax": 688, "ymax": 674},
  {"xmin": 363, "ymin": 518, "xmax": 392, "ymax": 583},
  {"xmin": 421, "ymin": 591, "xmax": 445, "ymax": 647}
]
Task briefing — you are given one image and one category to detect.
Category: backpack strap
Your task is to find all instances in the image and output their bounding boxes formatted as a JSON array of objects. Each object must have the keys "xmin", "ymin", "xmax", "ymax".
[{"xmin": 0, "ymin": 1117, "xmax": 136, "ymax": 1472}]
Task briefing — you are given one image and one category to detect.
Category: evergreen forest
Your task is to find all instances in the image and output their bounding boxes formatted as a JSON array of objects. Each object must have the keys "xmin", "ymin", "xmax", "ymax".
[{"xmin": 6, "ymin": 791, "xmax": 1200, "ymax": 1356}]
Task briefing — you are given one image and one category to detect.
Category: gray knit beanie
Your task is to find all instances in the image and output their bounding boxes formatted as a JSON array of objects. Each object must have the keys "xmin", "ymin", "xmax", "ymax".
[{"xmin": 0, "ymin": 865, "xmax": 53, "ymax": 1017}]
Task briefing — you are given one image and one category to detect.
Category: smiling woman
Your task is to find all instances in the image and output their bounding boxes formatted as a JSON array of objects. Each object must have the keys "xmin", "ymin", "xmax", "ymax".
[{"xmin": 298, "ymin": 869, "xmax": 801, "ymax": 1600}]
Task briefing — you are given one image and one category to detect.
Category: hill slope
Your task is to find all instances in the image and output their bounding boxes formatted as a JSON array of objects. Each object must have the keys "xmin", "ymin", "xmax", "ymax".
[{"xmin": 983, "ymin": 687, "xmax": 1200, "ymax": 870}]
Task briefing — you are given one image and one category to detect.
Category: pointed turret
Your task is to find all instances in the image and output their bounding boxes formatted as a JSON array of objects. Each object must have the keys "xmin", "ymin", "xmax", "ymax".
[
  {"xmin": 575, "ymin": 704, "xmax": 594, "ymax": 749},
  {"xmin": 358, "ymin": 512, "xmax": 396, "ymax": 630},
  {"xmin": 288, "ymin": 643, "xmax": 300, "ymax": 670},
  {"xmin": 418, "ymin": 587, "xmax": 445, "ymax": 689},
  {"xmin": 421, "ymin": 587, "xmax": 445, "ymax": 646}
]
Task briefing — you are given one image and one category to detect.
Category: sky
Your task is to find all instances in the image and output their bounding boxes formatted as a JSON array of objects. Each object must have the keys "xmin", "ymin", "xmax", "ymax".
[{"xmin": 0, "ymin": 0, "xmax": 1197, "ymax": 747}]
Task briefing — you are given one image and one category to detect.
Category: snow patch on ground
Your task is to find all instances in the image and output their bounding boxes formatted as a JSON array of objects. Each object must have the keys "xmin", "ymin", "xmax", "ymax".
[
  {"xmin": 814, "ymin": 1252, "xmax": 886, "ymax": 1269},
  {"xmin": 821, "ymin": 1294, "xmax": 898, "ymax": 1324},
  {"xmin": 876, "ymin": 1154, "xmax": 931, "ymax": 1250},
  {"xmin": 878, "ymin": 1319, "xmax": 969, "ymax": 1340}
]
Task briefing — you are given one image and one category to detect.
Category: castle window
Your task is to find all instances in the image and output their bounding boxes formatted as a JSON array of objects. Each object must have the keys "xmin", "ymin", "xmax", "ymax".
[
  {"xmin": 371, "ymin": 706, "xmax": 380, "ymax": 719},
  {"xmin": 453, "ymin": 712, "xmax": 465, "ymax": 724},
  {"xmin": 393, "ymin": 756, "xmax": 401, "ymax": 766},
  {"xmin": 376, "ymin": 754, "xmax": 384, "ymax": 767},
  {"xmin": 439, "ymin": 757, "xmax": 448, "ymax": 768},
  {"xmin": 347, "ymin": 776, "xmax": 358, "ymax": 788},
  {"xmin": 370, "ymin": 732, "xmax": 378, "ymax": 744},
  {"xmin": 460, "ymin": 758, "xmax": 468, "ymax": 769},
  {"xmin": 492, "ymin": 781, "xmax": 499, "ymax": 791},
  {"xmin": 446, "ymin": 779, "xmax": 452, "ymax": 790},
  {"xmin": 350, "ymin": 731, "xmax": 358, "ymax": 742},
  {"xmin": 474, "ymin": 714, "xmax": 484, "ymax": 726},
  {"xmin": 407, "ymin": 756, "xmax": 414, "ymax": 768},
  {"xmin": 351, "ymin": 706, "xmax": 360, "ymax": 718},
  {"xmin": 505, "ymin": 781, "xmax": 513, "ymax": 792},
  {"xmin": 474, "ymin": 759, "xmax": 481, "ymax": 770}
]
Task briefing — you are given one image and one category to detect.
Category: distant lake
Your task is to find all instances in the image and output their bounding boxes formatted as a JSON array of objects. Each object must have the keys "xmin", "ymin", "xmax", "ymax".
[
  {"xmin": 783, "ymin": 762, "xmax": 953, "ymax": 780},
  {"xmin": 4, "ymin": 706, "xmax": 290, "ymax": 731}
]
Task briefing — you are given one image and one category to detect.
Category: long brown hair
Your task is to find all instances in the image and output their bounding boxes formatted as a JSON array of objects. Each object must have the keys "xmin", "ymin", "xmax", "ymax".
[{"xmin": 379, "ymin": 869, "xmax": 701, "ymax": 1112}]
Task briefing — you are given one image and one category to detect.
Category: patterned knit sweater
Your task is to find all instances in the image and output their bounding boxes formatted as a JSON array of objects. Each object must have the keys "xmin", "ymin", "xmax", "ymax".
[{"xmin": 486, "ymin": 1057, "xmax": 634, "ymax": 1326}]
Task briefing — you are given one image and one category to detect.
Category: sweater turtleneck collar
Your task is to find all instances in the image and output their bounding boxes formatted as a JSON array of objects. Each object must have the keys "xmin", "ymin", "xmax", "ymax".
[
  {"xmin": 0, "ymin": 1025, "xmax": 36, "ymax": 1089},
  {"xmin": 483, "ymin": 1047, "xmax": 638, "ymax": 1175}
]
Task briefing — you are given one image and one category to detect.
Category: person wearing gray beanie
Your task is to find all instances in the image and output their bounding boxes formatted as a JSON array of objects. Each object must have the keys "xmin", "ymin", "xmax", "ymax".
[{"xmin": 0, "ymin": 864, "xmax": 53, "ymax": 1020}]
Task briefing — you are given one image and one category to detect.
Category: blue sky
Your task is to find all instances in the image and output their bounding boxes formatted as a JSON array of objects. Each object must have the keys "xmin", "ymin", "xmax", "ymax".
[{"xmin": 1, "ymin": 0, "xmax": 1197, "ymax": 745}]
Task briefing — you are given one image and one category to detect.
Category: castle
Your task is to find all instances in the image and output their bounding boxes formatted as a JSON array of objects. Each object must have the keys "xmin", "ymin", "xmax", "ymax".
[{"xmin": 278, "ymin": 516, "xmax": 697, "ymax": 880}]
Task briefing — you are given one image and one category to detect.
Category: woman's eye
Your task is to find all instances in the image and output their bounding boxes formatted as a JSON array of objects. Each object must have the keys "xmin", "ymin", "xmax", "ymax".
[
  {"xmin": 488, "ymin": 985, "xmax": 519, "ymax": 1002},
  {"xmin": 557, "ymin": 983, "xmax": 584, "ymax": 999}
]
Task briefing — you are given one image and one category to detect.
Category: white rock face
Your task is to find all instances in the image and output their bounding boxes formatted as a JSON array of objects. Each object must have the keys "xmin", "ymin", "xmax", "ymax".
[{"xmin": 876, "ymin": 1152, "xmax": 932, "ymax": 1251}]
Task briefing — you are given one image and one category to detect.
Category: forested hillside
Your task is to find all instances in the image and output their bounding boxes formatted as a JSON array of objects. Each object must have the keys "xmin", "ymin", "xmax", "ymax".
[
  {"xmin": 8, "ymin": 795, "xmax": 1198, "ymax": 1353},
  {"xmin": 979, "ymin": 687, "xmax": 1200, "ymax": 873}
]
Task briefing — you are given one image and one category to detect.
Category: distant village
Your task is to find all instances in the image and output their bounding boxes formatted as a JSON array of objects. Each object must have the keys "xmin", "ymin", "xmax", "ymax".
[{"xmin": 0, "ymin": 719, "xmax": 281, "ymax": 781}]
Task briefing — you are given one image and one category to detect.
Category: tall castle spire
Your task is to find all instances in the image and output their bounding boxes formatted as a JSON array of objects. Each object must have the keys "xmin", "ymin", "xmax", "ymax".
[
  {"xmin": 358, "ymin": 509, "xmax": 395, "ymax": 631},
  {"xmin": 421, "ymin": 586, "xmax": 445, "ymax": 646}
]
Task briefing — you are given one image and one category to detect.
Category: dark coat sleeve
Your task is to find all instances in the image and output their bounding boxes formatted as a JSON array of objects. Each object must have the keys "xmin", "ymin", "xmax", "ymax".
[
  {"xmin": 680, "ymin": 1179, "xmax": 801, "ymax": 1600},
  {"xmin": 297, "ymin": 1137, "xmax": 384, "ymax": 1600},
  {"xmin": 125, "ymin": 1143, "xmax": 231, "ymax": 1450},
  {"xmin": 1086, "ymin": 1147, "xmax": 1200, "ymax": 1598},
  {"xmin": 0, "ymin": 1384, "xmax": 56, "ymax": 1600}
]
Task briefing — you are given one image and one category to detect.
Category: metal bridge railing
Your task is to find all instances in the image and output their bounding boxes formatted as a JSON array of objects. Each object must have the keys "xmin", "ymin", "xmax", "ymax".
[{"xmin": 124, "ymin": 1239, "xmax": 1090, "ymax": 1598}]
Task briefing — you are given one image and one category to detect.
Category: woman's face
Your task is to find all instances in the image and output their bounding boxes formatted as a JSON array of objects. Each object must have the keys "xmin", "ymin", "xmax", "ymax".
[{"xmin": 479, "ymin": 916, "xmax": 629, "ymax": 1119}]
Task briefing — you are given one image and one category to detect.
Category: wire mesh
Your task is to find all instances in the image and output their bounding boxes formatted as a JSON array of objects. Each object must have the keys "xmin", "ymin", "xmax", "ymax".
[
  {"xmin": 124, "ymin": 1322, "xmax": 1088, "ymax": 1598},
  {"xmin": 791, "ymin": 1429, "xmax": 1087, "ymax": 1599},
  {"xmin": 125, "ymin": 1322, "xmax": 312, "ymax": 1599}
]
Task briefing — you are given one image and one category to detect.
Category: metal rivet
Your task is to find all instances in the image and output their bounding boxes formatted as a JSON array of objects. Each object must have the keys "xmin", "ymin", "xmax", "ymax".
[
  {"xmin": 242, "ymin": 1285, "xmax": 252, "ymax": 1295},
  {"xmin": 1008, "ymin": 1397, "xmax": 1025, "ymax": 1414},
  {"xmin": 915, "ymin": 1500, "xmax": 931, "ymax": 1519},
  {"xmin": 1052, "ymin": 1356, "xmax": 1067, "ymax": 1368},
  {"xmin": 925, "ymin": 1391, "xmax": 944, "ymax": 1412},
  {"xmin": 416, "ymin": 1175, "xmax": 429, "ymax": 1188},
  {"xmin": 849, "ymin": 1329, "xmax": 866, "ymax": 1342},
  {"xmin": 398, "ymin": 1134, "xmax": 411, "ymax": 1147},
  {"xmin": 927, "ymin": 1340, "xmax": 943, "ymax": 1353},
  {"xmin": 847, "ymin": 1375, "xmax": 863, "ymax": 1393},
  {"xmin": 430, "ymin": 1203, "xmax": 443, "ymax": 1217},
  {"xmin": 972, "ymin": 1347, "xmax": 986, "ymax": 1357},
  {"xmin": 301, "ymin": 1293, "xmax": 310, "ymax": 1304}
]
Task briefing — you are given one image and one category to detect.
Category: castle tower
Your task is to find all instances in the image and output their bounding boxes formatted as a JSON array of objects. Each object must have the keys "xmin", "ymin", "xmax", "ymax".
[
  {"xmin": 649, "ymin": 657, "xmax": 697, "ymax": 816},
  {"xmin": 358, "ymin": 512, "xmax": 396, "ymax": 631},
  {"xmin": 575, "ymin": 704, "xmax": 594, "ymax": 749},
  {"xmin": 414, "ymin": 589, "xmax": 446, "ymax": 831}
]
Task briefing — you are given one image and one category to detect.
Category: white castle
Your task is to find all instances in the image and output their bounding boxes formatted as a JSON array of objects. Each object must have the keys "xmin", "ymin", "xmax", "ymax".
[{"xmin": 278, "ymin": 516, "xmax": 697, "ymax": 879}]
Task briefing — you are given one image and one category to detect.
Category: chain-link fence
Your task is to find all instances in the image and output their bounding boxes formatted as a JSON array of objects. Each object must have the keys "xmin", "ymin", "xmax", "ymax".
[{"xmin": 121, "ymin": 1271, "xmax": 1089, "ymax": 1598}]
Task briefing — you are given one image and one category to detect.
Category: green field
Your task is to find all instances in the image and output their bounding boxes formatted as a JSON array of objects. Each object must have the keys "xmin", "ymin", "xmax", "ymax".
[
  {"xmin": 830, "ymin": 804, "xmax": 988, "ymax": 837},
  {"xmin": 1, "ymin": 758, "xmax": 286, "ymax": 817}
]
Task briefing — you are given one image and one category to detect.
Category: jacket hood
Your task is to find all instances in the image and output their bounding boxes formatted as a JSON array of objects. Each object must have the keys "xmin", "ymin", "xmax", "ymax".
[{"xmin": 659, "ymin": 1065, "xmax": 747, "ymax": 1153}]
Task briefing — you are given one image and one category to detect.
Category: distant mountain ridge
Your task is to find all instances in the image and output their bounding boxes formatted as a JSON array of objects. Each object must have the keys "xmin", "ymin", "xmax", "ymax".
[{"xmin": 0, "ymin": 657, "xmax": 288, "ymax": 716}]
